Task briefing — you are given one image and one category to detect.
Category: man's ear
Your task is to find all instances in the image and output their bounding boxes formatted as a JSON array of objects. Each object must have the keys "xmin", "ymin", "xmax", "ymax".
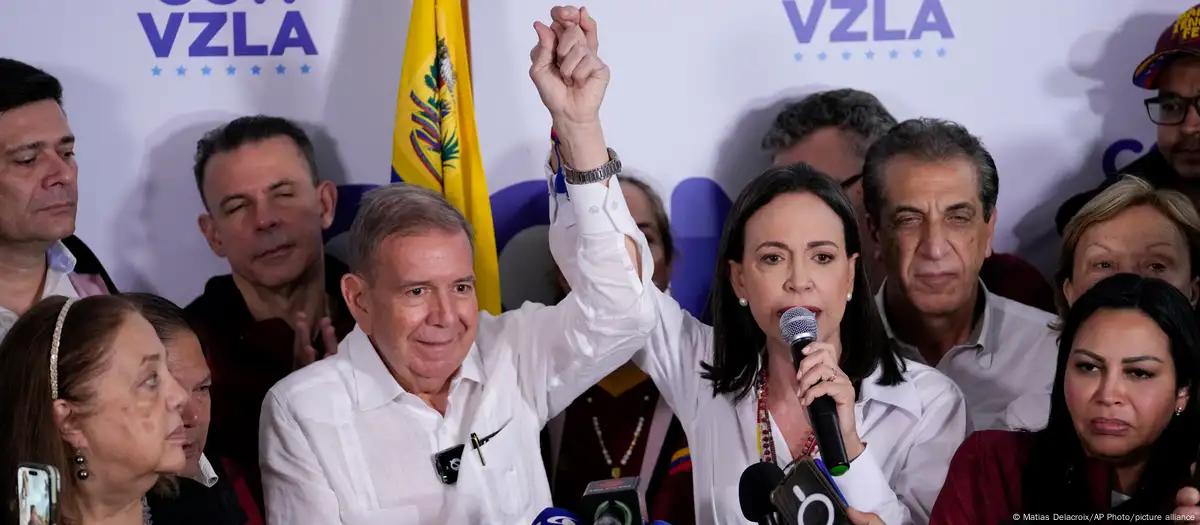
[
  {"xmin": 342, "ymin": 273, "xmax": 372, "ymax": 333},
  {"xmin": 198, "ymin": 214, "xmax": 226, "ymax": 258},
  {"xmin": 316, "ymin": 180, "xmax": 338, "ymax": 230},
  {"xmin": 52, "ymin": 399, "xmax": 87, "ymax": 451},
  {"xmin": 866, "ymin": 213, "xmax": 883, "ymax": 263}
]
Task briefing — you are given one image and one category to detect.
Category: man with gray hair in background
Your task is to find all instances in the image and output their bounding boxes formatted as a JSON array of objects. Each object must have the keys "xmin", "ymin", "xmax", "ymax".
[
  {"xmin": 761, "ymin": 89, "xmax": 1056, "ymax": 313},
  {"xmin": 860, "ymin": 118, "xmax": 1058, "ymax": 432},
  {"xmin": 258, "ymin": 7, "xmax": 657, "ymax": 523}
]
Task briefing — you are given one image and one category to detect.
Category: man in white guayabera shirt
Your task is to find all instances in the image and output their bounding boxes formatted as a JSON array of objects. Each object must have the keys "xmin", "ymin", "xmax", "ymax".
[{"xmin": 257, "ymin": 7, "xmax": 657, "ymax": 524}]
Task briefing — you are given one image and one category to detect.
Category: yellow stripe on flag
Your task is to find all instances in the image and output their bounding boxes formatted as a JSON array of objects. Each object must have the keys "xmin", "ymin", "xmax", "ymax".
[{"xmin": 392, "ymin": 0, "xmax": 500, "ymax": 315}]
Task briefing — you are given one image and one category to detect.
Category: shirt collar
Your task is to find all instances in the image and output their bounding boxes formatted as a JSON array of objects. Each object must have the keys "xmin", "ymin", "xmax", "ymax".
[
  {"xmin": 346, "ymin": 325, "xmax": 485, "ymax": 411},
  {"xmin": 874, "ymin": 277, "xmax": 994, "ymax": 353},
  {"xmin": 191, "ymin": 454, "xmax": 219, "ymax": 488},
  {"xmin": 857, "ymin": 358, "xmax": 924, "ymax": 419},
  {"xmin": 46, "ymin": 240, "xmax": 76, "ymax": 274}
]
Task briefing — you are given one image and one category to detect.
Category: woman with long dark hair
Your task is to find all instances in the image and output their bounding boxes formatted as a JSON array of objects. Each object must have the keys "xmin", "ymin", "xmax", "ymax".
[
  {"xmin": 550, "ymin": 162, "xmax": 968, "ymax": 523},
  {"xmin": 930, "ymin": 273, "xmax": 1200, "ymax": 522}
]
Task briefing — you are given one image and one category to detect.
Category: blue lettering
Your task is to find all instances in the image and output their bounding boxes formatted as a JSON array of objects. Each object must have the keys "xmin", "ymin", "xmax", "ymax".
[
  {"xmin": 785, "ymin": 0, "xmax": 953, "ymax": 45},
  {"xmin": 872, "ymin": 0, "xmax": 907, "ymax": 41},
  {"xmin": 232, "ymin": 12, "xmax": 269, "ymax": 56},
  {"xmin": 188, "ymin": 12, "xmax": 229, "ymax": 57},
  {"xmin": 270, "ymin": 11, "xmax": 319, "ymax": 56},
  {"xmin": 909, "ymin": 0, "xmax": 954, "ymax": 40},
  {"xmin": 828, "ymin": 0, "xmax": 868, "ymax": 43},
  {"xmin": 138, "ymin": 12, "xmax": 184, "ymax": 58},
  {"xmin": 782, "ymin": 0, "xmax": 825, "ymax": 45},
  {"xmin": 159, "ymin": 0, "xmax": 191, "ymax": 5},
  {"xmin": 1103, "ymin": 139, "xmax": 1150, "ymax": 175},
  {"xmin": 208, "ymin": 0, "xmax": 237, "ymax": 5}
]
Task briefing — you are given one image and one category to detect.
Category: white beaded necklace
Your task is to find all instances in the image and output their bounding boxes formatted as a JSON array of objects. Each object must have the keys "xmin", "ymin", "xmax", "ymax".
[{"xmin": 588, "ymin": 394, "xmax": 650, "ymax": 479}]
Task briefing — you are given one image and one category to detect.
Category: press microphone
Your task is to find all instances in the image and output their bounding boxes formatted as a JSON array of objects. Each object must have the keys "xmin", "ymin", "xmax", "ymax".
[
  {"xmin": 739, "ymin": 462, "xmax": 785, "ymax": 525},
  {"xmin": 580, "ymin": 476, "xmax": 645, "ymax": 525},
  {"xmin": 532, "ymin": 507, "xmax": 582, "ymax": 525},
  {"xmin": 780, "ymin": 307, "xmax": 850, "ymax": 476},
  {"xmin": 770, "ymin": 457, "xmax": 851, "ymax": 525}
]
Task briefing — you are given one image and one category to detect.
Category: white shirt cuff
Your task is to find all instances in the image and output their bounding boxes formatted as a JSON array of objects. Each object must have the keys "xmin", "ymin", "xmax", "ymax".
[{"xmin": 834, "ymin": 443, "xmax": 894, "ymax": 514}]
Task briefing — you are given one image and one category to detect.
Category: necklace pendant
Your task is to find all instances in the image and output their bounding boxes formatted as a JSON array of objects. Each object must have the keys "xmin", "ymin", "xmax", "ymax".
[{"xmin": 611, "ymin": 467, "xmax": 621, "ymax": 479}]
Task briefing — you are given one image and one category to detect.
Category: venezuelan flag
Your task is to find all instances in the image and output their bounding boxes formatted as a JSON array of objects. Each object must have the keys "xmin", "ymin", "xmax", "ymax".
[
  {"xmin": 392, "ymin": 0, "xmax": 500, "ymax": 315},
  {"xmin": 668, "ymin": 447, "xmax": 692, "ymax": 476}
]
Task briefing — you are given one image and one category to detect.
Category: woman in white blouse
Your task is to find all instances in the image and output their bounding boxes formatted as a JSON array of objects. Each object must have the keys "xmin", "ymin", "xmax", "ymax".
[{"xmin": 607, "ymin": 164, "xmax": 966, "ymax": 524}]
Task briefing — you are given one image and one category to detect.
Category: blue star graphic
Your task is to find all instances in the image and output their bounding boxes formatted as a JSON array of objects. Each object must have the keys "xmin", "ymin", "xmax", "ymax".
[
  {"xmin": 865, "ymin": 50, "xmax": 875, "ymax": 60},
  {"xmin": 301, "ymin": 63, "xmax": 312, "ymax": 74},
  {"xmin": 913, "ymin": 49, "xmax": 923, "ymax": 59},
  {"xmin": 226, "ymin": 65, "xmax": 236, "ymax": 76},
  {"xmin": 841, "ymin": 51, "xmax": 851, "ymax": 61},
  {"xmin": 889, "ymin": 49, "xmax": 899, "ymax": 59},
  {"xmin": 937, "ymin": 48, "xmax": 947, "ymax": 58},
  {"xmin": 201, "ymin": 66, "xmax": 212, "ymax": 76},
  {"xmin": 817, "ymin": 51, "xmax": 827, "ymax": 61},
  {"xmin": 276, "ymin": 64, "xmax": 287, "ymax": 75},
  {"xmin": 175, "ymin": 66, "xmax": 186, "ymax": 76},
  {"xmin": 151, "ymin": 66, "xmax": 162, "ymax": 76},
  {"xmin": 792, "ymin": 53, "xmax": 803, "ymax": 62},
  {"xmin": 251, "ymin": 65, "xmax": 262, "ymax": 76}
]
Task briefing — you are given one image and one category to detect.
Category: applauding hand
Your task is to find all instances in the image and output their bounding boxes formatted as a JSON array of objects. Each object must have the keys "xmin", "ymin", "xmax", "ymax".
[
  {"xmin": 292, "ymin": 311, "xmax": 338, "ymax": 370},
  {"xmin": 1173, "ymin": 463, "xmax": 1200, "ymax": 523}
]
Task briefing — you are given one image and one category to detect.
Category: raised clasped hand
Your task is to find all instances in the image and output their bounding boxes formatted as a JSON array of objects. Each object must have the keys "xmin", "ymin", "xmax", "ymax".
[
  {"xmin": 795, "ymin": 341, "xmax": 865, "ymax": 460},
  {"xmin": 529, "ymin": 5, "xmax": 606, "ymax": 133}
]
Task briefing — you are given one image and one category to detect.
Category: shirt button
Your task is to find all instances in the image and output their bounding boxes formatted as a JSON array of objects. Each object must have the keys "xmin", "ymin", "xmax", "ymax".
[
  {"xmin": 610, "ymin": 201, "xmax": 618, "ymax": 210},
  {"xmin": 589, "ymin": 205, "xmax": 599, "ymax": 214}
]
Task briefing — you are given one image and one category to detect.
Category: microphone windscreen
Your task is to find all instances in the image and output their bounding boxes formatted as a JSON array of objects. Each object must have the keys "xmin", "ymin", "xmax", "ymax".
[
  {"xmin": 739, "ymin": 462, "xmax": 785, "ymax": 521},
  {"xmin": 780, "ymin": 307, "xmax": 818, "ymax": 344},
  {"xmin": 531, "ymin": 507, "xmax": 582, "ymax": 525}
]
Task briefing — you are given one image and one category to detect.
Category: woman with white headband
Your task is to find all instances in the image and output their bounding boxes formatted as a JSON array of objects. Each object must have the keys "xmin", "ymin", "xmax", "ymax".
[{"xmin": 0, "ymin": 295, "xmax": 189, "ymax": 525}]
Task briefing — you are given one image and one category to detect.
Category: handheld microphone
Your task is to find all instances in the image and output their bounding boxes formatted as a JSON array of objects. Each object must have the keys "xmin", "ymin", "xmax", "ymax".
[
  {"xmin": 770, "ymin": 457, "xmax": 851, "ymax": 525},
  {"xmin": 739, "ymin": 462, "xmax": 785, "ymax": 525},
  {"xmin": 780, "ymin": 307, "xmax": 850, "ymax": 476},
  {"xmin": 580, "ymin": 476, "xmax": 645, "ymax": 525},
  {"xmin": 532, "ymin": 507, "xmax": 582, "ymax": 525}
]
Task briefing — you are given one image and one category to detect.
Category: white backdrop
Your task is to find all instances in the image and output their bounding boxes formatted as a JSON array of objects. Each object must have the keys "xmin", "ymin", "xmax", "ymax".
[{"xmin": 0, "ymin": 0, "xmax": 1180, "ymax": 313}]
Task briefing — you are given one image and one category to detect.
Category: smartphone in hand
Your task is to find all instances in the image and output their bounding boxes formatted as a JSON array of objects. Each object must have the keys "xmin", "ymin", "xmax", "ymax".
[{"xmin": 17, "ymin": 463, "xmax": 59, "ymax": 525}]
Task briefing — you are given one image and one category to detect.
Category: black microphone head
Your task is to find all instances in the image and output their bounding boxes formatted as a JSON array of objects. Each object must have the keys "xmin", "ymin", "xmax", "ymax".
[
  {"xmin": 739, "ymin": 462, "xmax": 785, "ymax": 521},
  {"xmin": 780, "ymin": 306, "xmax": 817, "ymax": 344}
]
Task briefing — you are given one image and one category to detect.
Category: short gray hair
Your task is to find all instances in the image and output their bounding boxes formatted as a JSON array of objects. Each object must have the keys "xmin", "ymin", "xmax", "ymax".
[
  {"xmin": 347, "ymin": 183, "xmax": 474, "ymax": 277},
  {"xmin": 761, "ymin": 88, "xmax": 898, "ymax": 157},
  {"xmin": 861, "ymin": 118, "xmax": 999, "ymax": 225}
]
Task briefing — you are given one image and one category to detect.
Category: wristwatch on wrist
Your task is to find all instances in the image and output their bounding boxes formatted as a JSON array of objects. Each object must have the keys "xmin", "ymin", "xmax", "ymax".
[{"xmin": 562, "ymin": 148, "xmax": 621, "ymax": 185}]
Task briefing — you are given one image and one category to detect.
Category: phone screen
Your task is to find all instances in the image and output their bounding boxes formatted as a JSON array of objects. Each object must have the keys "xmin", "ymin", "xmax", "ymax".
[{"xmin": 17, "ymin": 464, "xmax": 56, "ymax": 525}]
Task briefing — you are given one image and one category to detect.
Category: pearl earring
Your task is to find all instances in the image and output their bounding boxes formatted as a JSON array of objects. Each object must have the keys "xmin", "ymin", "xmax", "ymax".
[
  {"xmin": 73, "ymin": 449, "xmax": 89, "ymax": 480},
  {"xmin": 738, "ymin": 298, "xmax": 748, "ymax": 307},
  {"xmin": 846, "ymin": 292, "xmax": 853, "ymax": 301}
]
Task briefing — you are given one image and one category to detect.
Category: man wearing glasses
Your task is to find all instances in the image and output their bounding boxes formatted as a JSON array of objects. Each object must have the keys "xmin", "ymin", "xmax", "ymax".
[
  {"xmin": 1057, "ymin": 4, "xmax": 1200, "ymax": 234},
  {"xmin": 762, "ymin": 89, "xmax": 1056, "ymax": 313}
]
